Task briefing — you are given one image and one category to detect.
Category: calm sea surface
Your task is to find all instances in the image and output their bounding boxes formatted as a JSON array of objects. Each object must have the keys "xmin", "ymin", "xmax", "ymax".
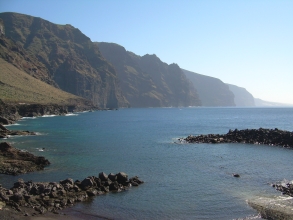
[{"xmin": 1, "ymin": 107, "xmax": 293, "ymax": 219}]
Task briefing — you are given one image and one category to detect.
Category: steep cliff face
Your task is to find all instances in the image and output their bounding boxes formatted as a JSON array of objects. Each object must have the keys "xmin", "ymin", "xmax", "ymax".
[
  {"xmin": 182, "ymin": 69, "xmax": 235, "ymax": 106},
  {"xmin": 226, "ymin": 84, "xmax": 255, "ymax": 107},
  {"xmin": 97, "ymin": 42, "xmax": 201, "ymax": 107},
  {"xmin": 0, "ymin": 12, "xmax": 128, "ymax": 108}
]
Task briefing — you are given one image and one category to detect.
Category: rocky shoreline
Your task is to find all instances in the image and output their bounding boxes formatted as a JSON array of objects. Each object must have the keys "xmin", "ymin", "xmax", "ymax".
[
  {"xmin": 181, "ymin": 128, "xmax": 293, "ymax": 148},
  {"xmin": 0, "ymin": 142, "xmax": 50, "ymax": 175},
  {"xmin": 0, "ymin": 172, "xmax": 143, "ymax": 218},
  {"xmin": 0, "ymin": 99, "xmax": 97, "ymax": 125}
]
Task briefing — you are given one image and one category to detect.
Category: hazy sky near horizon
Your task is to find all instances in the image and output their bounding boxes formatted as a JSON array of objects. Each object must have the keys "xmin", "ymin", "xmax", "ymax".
[{"xmin": 1, "ymin": 0, "xmax": 293, "ymax": 104}]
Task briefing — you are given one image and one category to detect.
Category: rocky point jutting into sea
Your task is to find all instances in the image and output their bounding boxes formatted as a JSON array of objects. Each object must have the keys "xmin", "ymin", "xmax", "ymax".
[{"xmin": 182, "ymin": 128, "xmax": 293, "ymax": 148}]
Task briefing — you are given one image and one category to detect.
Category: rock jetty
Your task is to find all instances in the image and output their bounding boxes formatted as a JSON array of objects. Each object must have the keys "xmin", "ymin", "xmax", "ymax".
[
  {"xmin": 0, "ymin": 172, "xmax": 143, "ymax": 217},
  {"xmin": 182, "ymin": 128, "xmax": 293, "ymax": 148},
  {"xmin": 0, "ymin": 142, "xmax": 50, "ymax": 175}
]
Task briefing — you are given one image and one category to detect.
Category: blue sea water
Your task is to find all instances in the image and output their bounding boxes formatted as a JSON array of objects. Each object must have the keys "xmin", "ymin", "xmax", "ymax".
[{"xmin": 1, "ymin": 107, "xmax": 293, "ymax": 219}]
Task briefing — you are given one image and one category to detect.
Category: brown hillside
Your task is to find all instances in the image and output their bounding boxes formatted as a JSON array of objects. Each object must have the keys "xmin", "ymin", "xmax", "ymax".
[{"xmin": 0, "ymin": 57, "xmax": 90, "ymax": 105}]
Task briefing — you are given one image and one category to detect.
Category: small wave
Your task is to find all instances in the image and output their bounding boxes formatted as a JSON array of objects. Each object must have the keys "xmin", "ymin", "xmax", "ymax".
[
  {"xmin": 233, "ymin": 213, "xmax": 262, "ymax": 220},
  {"xmin": 5, "ymin": 123, "xmax": 20, "ymax": 126},
  {"xmin": 21, "ymin": 117, "xmax": 37, "ymax": 119},
  {"xmin": 35, "ymin": 132, "xmax": 45, "ymax": 136},
  {"xmin": 66, "ymin": 113, "xmax": 78, "ymax": 116},
  {"xmin": 42, "ymin": 115, "xmax": 57, "ymax": 117}
]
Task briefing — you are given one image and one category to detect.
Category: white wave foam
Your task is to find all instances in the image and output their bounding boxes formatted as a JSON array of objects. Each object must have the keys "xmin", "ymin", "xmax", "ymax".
[
  {"xmin": 21, "ymin": 117, "xmax": 37, "ymax": 119},
  {"xmin": 5, "ymin": 123, "xmax": 20, "ymax": 126},
  {"xmin": 42, "ymin": 115, "xmax": 56, "ymax": 117},
  {"xmin": 65, "ymin": 113, "xmax": 78, "ymax": 116}
]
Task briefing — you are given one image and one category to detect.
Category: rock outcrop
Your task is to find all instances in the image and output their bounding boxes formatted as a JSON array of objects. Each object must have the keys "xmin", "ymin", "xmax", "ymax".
[
  {"xmin": 0, "ymin": 99, "xmax": 94, "ymax": 125},
  {"xmin": 182, "ymin": 128, "xmax": 293, "ymax": 148},
  {"xmin": 0, "ymin": 142, "xmax": 50, "ymax": 175},
  {"xmin": 273, "ymin": 180, "xmax": 293, "ymax": 197},
  {"xmin": 0, "ymin": 173, "xmax": 143, "ymax": 216}
]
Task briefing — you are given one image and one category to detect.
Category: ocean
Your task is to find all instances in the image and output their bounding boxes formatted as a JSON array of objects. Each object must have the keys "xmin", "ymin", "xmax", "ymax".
[{"xmin": 1, "ymin": 107, "xmax": 293, "ymax": 219}]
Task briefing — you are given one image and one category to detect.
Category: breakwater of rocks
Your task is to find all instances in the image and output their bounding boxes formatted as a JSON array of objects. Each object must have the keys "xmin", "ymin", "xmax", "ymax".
[
  {"xmin": 181, "ymin": 128, "xmax": 293, "ymax": 148},
  {"xmin": 0, "ymin": 172, "xmax": 143, "ymax": 217}
]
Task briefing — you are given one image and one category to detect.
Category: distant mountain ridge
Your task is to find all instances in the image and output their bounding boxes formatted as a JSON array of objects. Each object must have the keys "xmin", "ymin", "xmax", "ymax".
[
  {"xmin": 97, "ymin": 42, "xmax": 201, "ymax": 107},
  {"xmin": 182, "ymin": 69, "xmax": 235, "ymax": 106},
  {"xmin": 0, "ymin": 12, "xmax": 276, "ymax": 109},
  {"xmin": 254, "ymin": 98, "xmax": 293, "ymax": 107}
]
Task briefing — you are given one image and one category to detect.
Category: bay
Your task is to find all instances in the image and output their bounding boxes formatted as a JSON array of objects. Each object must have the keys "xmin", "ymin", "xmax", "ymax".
[{"xmin": 1, "ymin": 107, "xmax": 293, "ymax": 219}]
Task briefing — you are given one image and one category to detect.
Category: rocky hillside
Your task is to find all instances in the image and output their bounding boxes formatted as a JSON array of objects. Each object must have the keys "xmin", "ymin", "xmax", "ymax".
[
  {"xmin": 0, "ymin": 57, "xmax": 91, "ymax": 106},
  {"xmin": 226, "ymin": 84, "xmax": 255, "ymax": 107},
  {"xmin": 182, "ymin": 69, "xmax": 235, "ymax": 106},
  {"xmin": 0, "ymin": 12, "xmax": 128, "ymax": 108},
  {"xmin": 0, "ymin": 56, "xmax": 96, "ymax": 123},
  {"xmin": 97, "ymin": 42, "xmax": 201, "ymax": 107}
]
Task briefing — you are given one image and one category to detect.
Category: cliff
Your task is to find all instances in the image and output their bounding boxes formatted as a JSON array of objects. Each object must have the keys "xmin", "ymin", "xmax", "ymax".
[
  {"xmin": 182, "ymin": 69, "xmax": 235, "ymax": 106},
  {"xmin": 97, "ymin": 42, "xmax": 201, "ymax": 107},
  {"xmin": 226, "ymin": 84, "xmax": 255, "ymax": 107},
  {"xmin": 0, "ymin": 12, "xmax": 128, "ymax": 108}
]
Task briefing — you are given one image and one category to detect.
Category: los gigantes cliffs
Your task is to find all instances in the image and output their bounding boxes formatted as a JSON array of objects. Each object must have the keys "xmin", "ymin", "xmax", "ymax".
[
  {"xmin": 182, "ymin": 69, "xmax": 235, "ymax": 106},
  {"xmin": 0, "ymin": 12, "xmax": 259, "ymax": 110},
  {"xmin": 0, "ymin": 12, "xmax": 128, "ymax": 109},
  {"xmin": 226, "ymin": 84, "xmax": 255, "ymax": 107},
  {"xmin": 96, "ymin": 42, "xmax": 201, "ymax": 107}
]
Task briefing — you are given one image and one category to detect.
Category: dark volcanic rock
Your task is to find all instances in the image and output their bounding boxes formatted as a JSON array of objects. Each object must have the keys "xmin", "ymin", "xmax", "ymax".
[
  {"xmin": 0, "ymin": 172, "xmax": 143, "ymax": 216},
  {"xmin": 0, "ymin": 142, "xmax": 50, "ymax": 175},
  {"xmin": 273, "ymin": 180, "xmax": 293, "ymax": 197},
  {"xmin": 182, "ymin": 128, "xmax": 293, "ymax": 148}
]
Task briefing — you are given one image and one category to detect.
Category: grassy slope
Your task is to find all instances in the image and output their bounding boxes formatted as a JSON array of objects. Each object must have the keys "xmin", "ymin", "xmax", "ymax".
[{"xmin": 0, "ymin": 58, "xmax": 87, "ymax": 105}]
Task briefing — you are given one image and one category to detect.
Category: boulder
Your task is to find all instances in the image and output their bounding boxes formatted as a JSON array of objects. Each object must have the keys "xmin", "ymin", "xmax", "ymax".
[
  {"xmin": 99, "ymin": 172, "xmax": 108, "ymax": 181},
  {"xmin": 116, "ymin": 172, "xmax": 128, "ymax": 183},
  {"xmin": 108, "ymin": 173, "xmax": 117, "ymax": 181},
  {"xmin": 60, "ymin": 178, "xmax": 74, "ymax": 186},
  {"xmin": 80, "ymin": 177, "xmax": 95, "ymax": 190}
]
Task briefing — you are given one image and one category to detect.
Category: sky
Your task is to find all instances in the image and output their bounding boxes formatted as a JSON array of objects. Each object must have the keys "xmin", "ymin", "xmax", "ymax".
[{"xmin": 1, "ymin": 0, "xmax": 293, "ymax": 104}]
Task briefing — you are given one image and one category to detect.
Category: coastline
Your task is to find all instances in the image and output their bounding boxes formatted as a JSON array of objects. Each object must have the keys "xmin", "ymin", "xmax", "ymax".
[
  {"xmin": 0, "ymin": 101, "xmax": 121, "ymax": 219},
  {"xmin": 1, "ymin": 106, "xmax": 293, "ymax": 219}
]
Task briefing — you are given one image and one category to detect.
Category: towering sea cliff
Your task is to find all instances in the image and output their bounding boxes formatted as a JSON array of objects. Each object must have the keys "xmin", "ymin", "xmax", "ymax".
[
  {"xmin": 226, "ymin": 84, "xmax": 255, "ymax": 107},
  {"xmin": 97, "ymin": 42, "xmax": 201, "ymax": 107},
  {"xmin": 182, "ymin": 69, "xmax": 235, "ymax": 106},
  {"xmin": 0, "ymin": 12, "xmax": 128, "ymax": 108}
]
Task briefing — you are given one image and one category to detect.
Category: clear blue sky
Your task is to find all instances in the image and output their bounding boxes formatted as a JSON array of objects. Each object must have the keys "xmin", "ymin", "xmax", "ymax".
[{"xmin": 1, "ymin": 0, "xmax": 292, "ymax": 104}]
